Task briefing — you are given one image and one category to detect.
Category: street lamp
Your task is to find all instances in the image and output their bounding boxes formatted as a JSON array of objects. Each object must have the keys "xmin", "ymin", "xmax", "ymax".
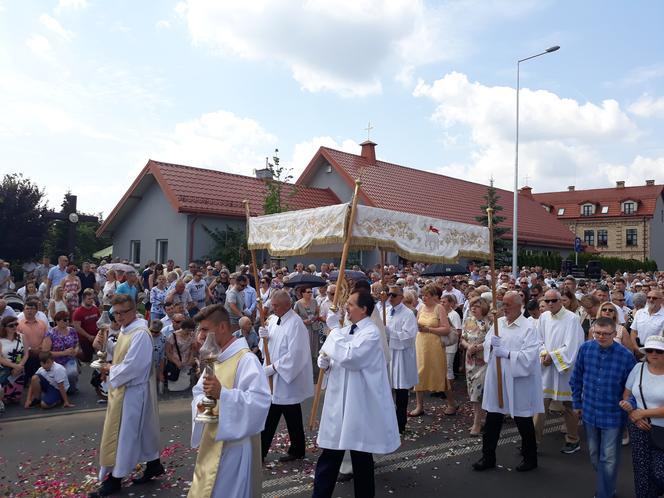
[{"xmin": 512, "ymin": 45, "xmax": 560, "ymax": 279}]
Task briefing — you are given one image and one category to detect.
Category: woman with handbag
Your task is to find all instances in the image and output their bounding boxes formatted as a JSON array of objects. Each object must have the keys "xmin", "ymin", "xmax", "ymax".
[{"xmin": 620, "ymin": 335, "xmax": 664, "ymax": 498}]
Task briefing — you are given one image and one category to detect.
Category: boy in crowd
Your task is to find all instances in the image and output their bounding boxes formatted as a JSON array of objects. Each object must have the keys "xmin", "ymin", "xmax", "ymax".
[{"xmin": 24, "ymin": 352, "xmax": 75, "ymax": 409}]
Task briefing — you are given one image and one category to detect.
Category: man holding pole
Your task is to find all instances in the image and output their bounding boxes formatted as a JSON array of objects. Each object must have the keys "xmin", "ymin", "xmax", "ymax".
[
  {"xmin": 258, "ymin": 290, "xmax": 313, "ymax": 462},
  {"xmin": 472, "ymin": 291, "xmax": 543, "ymax": 472}
]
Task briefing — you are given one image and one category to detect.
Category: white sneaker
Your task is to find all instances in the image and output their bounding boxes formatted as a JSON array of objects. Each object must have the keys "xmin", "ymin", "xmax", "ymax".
[{"xmin": 0, "ymin": 400, "xmax": 5, "ymax": 413}]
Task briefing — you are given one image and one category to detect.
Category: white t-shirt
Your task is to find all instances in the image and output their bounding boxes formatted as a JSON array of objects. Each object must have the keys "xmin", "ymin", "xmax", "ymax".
[
  {"xmin": 36, "ymin": 362, "xmax": 70, "ymax": 391},
  {"xmin": 626, "ymin": 362, "xmax": 664, "ymax": 428},
  {"xmin": 632, "ymin": 307, "xmax": 664, "ymax": 344},
  {"xmin": 445, "ymin": 310, "xmax": 462, "ymax": 354}
]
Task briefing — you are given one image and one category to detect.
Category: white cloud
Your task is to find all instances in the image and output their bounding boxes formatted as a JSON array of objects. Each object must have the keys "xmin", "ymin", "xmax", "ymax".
[
  {"xmin": 156, "ymin": 20, "xmax": 171, "ymax": 29},
  {"xmin": 176, "ymin": 0, "xmax": 540, "ymax": 96},
  {"xmin": 290, "ymin": 136, "xmax": 359, "ymax": 178},
  {"xmin": 55, "ymin": 0, "xmax": 88, "ymax": 13},
  {"xmin": 414, "ymin": 71, "xmax": 640, "ymax": 192},
  {"xmin": 39, "ymin": 14, "xmax": 74, "ymax": 40},
  {"xmin": 25, "ymin": 34, "xmax": 53, "ymax": 58},
  {"xmin": 629, "ymin": 94, "xmax": 664, "ymax": 118}
]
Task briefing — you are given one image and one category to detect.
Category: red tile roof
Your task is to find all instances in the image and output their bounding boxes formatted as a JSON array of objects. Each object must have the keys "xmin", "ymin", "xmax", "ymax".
[
  {"xmin": 97, "ymin": 160, "xmax": 340, "ymax": 236},
  {"xmin": 297, "ymin": 147, "xmax": 576, "ymax": 248},
  {"xmin": 532, "ymin": 184, "xmax": 664, "ymax": 220}
]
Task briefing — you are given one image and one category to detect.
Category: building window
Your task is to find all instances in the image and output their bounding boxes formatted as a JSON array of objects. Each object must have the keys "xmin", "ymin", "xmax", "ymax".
[
  {"xmin": 626, "ymin": 229, "xmax": 637, "ymax": 246},
  {"xmin": 581, "ymin": 204, "xmax": 594, "ymax": 216},
  {"xmin": 597, "ymin": 229, "xmax": 608, "ymax": 246},
  {"xmin": 130, "ymin": 240, "xmax": 141, "ymax": 263},
  {"xmin": 623, "ymin": 202, "xmax": 635, "ymax": 215},
  {"xmin": 584, "ymin": 230, "xmax": 594, "ymax": 246},
  {"xmin": 557, "ymin": 208, "xmax": 565, "ymax": 215},
  {"xmin": 156, "ymin": 239, "xmax": 168, "ymax": 264},
  {"xmin": 601, "ymin": 206, "xmax": 609, "ymax": 214}
]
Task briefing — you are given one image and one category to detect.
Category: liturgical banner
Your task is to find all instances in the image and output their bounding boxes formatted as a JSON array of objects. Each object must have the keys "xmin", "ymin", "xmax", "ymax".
[{"xmin": 247, "ymin": 203, "xmax": 490, "ymax": 263}]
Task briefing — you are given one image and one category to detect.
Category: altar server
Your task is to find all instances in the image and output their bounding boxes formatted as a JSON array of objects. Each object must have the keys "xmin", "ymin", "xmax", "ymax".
[
  {"xmin": 259, "ymin": 290, "xmax": 313, "ymax": 462},
  {"xmin": 385, "ymin": 285, "xmax": 419, "ymax": 433},
  {"xmin": 188, "ymin": 304, "xmax": 271, "ymax": 498},
  {"xmin": 534, "ymin": 289, "xmax": 585, "ymax": 454},
  {"xmin": 314, "ymin": 290, "xmax": 400, "ymax": 498},
  {"xmin": 473, "ymin": 291, "xmax": 544, "ymax": 472},
  {"xmin": 89, "ymin": 294, "xmax": 163, "ymax": 497}
]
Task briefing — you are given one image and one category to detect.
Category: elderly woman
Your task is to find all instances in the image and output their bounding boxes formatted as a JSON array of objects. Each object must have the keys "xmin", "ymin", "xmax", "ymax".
[
  {"xmin": 620, "ymin": 335, "xmax": 664, "ymax": 498},
  {"xmin": 41, "ymin": 310, "xmax": 80, "ymax": 392},
  {"xmin": 402, "ymin": 289, "xmax": 419, "ymax": 314},
  {"xmin": 460, "ymin": 297, "xmax": 491, "ymax": 435},
  {"xmin": 0, "ymin": 316, "xmax": 27, "ymax": 408},
  {"xmin": 410, "ymin": 284, "xmax": 455, "ymax": 417}
]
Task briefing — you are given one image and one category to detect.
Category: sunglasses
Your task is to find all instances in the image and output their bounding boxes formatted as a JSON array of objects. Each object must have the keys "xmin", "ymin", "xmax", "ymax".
[
  {"xmin": 644, "ymin": 349, "xmax": 664, "ymax": 354},
  {"xmin": 544, "ymin": 299, "xmax": 559, "ymax": 304},
  {"xmin": 600, "ymin": 308, "xmax": 615, "ymax": 313},
  {"xmin": 647, "ymin": 296, "xmax": 661, "ymax": 300},
  {"xmin": 6, "ymin": 323, "xmax": 18, "ymax": 328},
  {"xmin": 303, "ymin": 290, "xmax": 312, "ymax": 294},
  {"xmin": 388, "ymin": 293, "xmax": 401, "ymax": 298}
]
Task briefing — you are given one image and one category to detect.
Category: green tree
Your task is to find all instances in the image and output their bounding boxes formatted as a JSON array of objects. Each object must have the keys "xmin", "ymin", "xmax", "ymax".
[
  {"xmin": 263, "ymin": 149, "xmax": 297, "ymax": 215},
  {"xmin": 0, "ymin": 174, "xmax": 49, "ymax": 261},
  {"xmin": 476, "ymin": 180, "xmax": 511, "ymax": 265},
  {"xmin": 202, "ymin": 224, "xmax": 246, "ymax": 271}
]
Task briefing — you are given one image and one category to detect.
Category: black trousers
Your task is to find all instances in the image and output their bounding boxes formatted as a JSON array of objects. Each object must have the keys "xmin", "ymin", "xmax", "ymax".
[
  {"xmin": 395, "ymin": 389, "xmax": 409, "ymax": 433},
  {"xmin": 261, "ymin": 403, "xmax": 306, "ymax": 459},
  {"xmin": 312, "ymin": 449, "xmax": 374, "ymax": 498},
  {"xmin": 482, "ymin": 411, "xmax": 537, "ymax": 464}
]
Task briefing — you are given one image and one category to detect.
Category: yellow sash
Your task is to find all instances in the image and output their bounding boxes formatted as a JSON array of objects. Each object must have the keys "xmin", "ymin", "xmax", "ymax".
[
  {"xmin": 188, "ymin": 347, "xmax": 259, "ymax": 498},
  {"xmin": 99, "ymin": 327, "xmax": 148, "ymax": 467}
]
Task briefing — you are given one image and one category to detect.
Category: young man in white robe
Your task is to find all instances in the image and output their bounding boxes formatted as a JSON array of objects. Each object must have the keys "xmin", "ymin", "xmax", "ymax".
[
  {"xmin": 534, "ymin": 289, "xmax": 585, "ymax": 454},
  {"xmin": 258, "ymin": 290, "xmax": 313, "ymax": 462},
  {"xmin": 188, "ymin": 304, "xmax": 271, "ymax": 498},
  {"xmin": 89, "ymin": 294, "xmax": 162, "ymax": 497},
  {"xmin": 314, "ymin": 290, "xmax": 400, "ymax": 498},
  {"xmin": 385, "ymin": 285, "xmax": 418, "ymax": 434},
  {"xmin": 473, "ymin": 291, "xmax": 544, "ymax": 473}
]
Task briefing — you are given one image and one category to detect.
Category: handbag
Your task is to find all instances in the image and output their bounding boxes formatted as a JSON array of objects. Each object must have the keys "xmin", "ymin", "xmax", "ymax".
[
  {"xmin": 638, "ymin": 362, "xmax": 664, "ymax": 450},
  {"xmin": 165, "ymin": 334, "xmax": 183, "ymax": 382},
  {"xmin": 439, "ymin": 307, "xmax": 458, "ymax": 348}
]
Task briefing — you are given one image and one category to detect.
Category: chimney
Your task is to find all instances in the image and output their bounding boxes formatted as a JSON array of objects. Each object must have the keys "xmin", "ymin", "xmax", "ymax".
[
  {"xmin": 360, "ymin": 140, "xmax": 377, "ymax": 165},
  {"xmin": 646, "ymin": 179, "xmax": 655, "ymax": 186},
  {"xmin": 616, "ymin": 180, "xmax": 625, "ymax": 189},
  {"xmin": 567, "ymin": 185, "xmax": 575, "ymax": 192},
  {"xmin": 254, "ymin": 167, "xmax": 273, "ymax": 181},
  {"xmin": 519, "ymin": 186, "xmax": 533, "ymax": 199}
]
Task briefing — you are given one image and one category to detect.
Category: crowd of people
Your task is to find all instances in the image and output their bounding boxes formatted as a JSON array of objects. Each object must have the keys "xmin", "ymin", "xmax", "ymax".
[{"xmin": 1, "ymin": 255, "xmax": 664, "ymax": 498}]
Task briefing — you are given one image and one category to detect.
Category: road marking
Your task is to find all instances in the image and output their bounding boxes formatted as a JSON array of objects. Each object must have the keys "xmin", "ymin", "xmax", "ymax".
[{"xmin": 262, "ymin": 418, "xmax": 564, "ymax": 497}]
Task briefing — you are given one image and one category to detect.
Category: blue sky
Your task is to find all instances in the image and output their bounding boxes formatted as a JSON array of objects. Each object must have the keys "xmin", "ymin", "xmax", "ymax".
[{"xmin": 2, "ymin": 0, "xmax": 664, "ymax": 217}]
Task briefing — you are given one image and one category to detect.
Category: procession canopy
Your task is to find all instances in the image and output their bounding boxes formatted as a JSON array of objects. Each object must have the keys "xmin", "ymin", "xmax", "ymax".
[{"xmin": 247, "ymin": 203, "xmax": 490, "ymax": 263}]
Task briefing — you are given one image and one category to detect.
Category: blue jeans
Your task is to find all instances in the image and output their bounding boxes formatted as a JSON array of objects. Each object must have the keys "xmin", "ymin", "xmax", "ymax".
[{"xmin": 585, "ymin": 423, "xmax": 622, "ymax": 498}]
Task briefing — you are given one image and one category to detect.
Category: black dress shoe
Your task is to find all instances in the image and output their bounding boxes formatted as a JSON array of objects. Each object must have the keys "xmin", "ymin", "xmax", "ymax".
[
  {"xmin": 88, "ymin": 476, "xmax": 121, "ymax": 497},
  {"xmin": 337, "ymin": 472, "xmax": 353, "ymax": 482},
  {"xmin": 278, "ymin": 453, "xmax": 304, "ymax": 463},
  {"xmin": 132, "ymin": 461, "xmax": 165, "ymax": 485},
  {"xmin": 472, "ymin": 457, "xmax": 496, "ymax": 471},
  {"xmin": 516, "ymin": 459, "xmax": 538, "ymax": 472}
]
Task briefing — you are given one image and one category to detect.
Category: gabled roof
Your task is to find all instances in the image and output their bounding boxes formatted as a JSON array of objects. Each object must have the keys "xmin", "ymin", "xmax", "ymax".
[
  {"xmin": 97, "ymin": 160, "xmax": 340, "ymax": 236},
  {"xmin": 297, "ymin": 147, "xmax": 576, "ymax": 248},
  {"xmin": 532, "ymin": 184, "xmax": 664, "ymax": 220}
]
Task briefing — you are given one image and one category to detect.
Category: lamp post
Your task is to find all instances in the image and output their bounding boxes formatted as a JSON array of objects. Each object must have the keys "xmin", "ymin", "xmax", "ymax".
[{"xmin": 512, "ymin": 45, "xmax": 560, "ymax": 279}]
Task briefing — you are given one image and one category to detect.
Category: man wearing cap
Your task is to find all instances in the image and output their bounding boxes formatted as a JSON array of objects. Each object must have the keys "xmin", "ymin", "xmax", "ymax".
[
  {"xmin": 385, "ymin": 285, "xmax": 418, "ymax": 434},
  {"xmin": 630, "ymin": 289, "xmax": 664, "ymax": 350},
  {"xmin": 258, "ymin": 290, "xmax": 313, "ymax": 462}
]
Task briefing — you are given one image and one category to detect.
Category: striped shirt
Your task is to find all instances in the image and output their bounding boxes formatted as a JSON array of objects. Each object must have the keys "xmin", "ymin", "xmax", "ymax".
[{"xmin": 570, "ymin": 340, "xmax": 636, "ymax": 428}]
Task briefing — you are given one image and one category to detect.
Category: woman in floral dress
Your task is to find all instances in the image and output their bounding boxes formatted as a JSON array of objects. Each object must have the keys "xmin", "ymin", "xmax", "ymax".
[{"xmin": 460, "ymin": 296, "xmax": 491, "ymax": 435}]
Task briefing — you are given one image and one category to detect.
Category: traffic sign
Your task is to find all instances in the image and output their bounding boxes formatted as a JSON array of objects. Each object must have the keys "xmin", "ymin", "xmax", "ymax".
[{"xmin": 574, "ymin": 237, "xmax": 582, "ymax": 253}]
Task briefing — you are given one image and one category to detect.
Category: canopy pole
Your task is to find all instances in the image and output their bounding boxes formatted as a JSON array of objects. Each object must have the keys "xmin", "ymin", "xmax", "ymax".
[
  {"xmin": 381, "ymin": 251, "xmax": 387, "ymax": 326},
  {"xmin": 487, "ymin": 207, "xmax": 504, "ymax": 408},
  {"xmin": 243, "ymin": 200, "xmax": 272, "ymax": 393},
  {"xmin": 309, "ymin": 180, "xmax": 362, "ymax": 431}
]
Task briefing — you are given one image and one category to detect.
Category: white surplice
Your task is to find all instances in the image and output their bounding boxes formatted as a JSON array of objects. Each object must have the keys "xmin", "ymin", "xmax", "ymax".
[
  {"xmin": 536, "ymin": 307, "xmax": 584, "ymax": 401},
  {"xmin": 317, "ymin": 317, "xmax": 400, "ymax": 454},
  {"xmin": 386, "ymin": 303, "xmax": 418, "ymax": 389},
  {"xmin": 265, "ymin": 309, "xmax": 313, "ymax": 405},
  {"xmin": 190, "ymin": 337, "xmax": 271, "ymax": 498},
  {"xmin": 99, "ymin": 318, "xmax": 160, "ymax": 480},
  {"xmin": 326, "ymin": 307, "xmax": 390, "ymax": 366},
  {"xmin": 481, "ymin": 314, "xmax": 544, "ymax": 417}
]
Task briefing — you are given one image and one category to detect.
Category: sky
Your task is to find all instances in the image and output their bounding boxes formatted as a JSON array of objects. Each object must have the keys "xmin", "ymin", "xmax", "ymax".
[{"xmin": 2, "ymin": 0, "xmax": 664, "ymax": 218}]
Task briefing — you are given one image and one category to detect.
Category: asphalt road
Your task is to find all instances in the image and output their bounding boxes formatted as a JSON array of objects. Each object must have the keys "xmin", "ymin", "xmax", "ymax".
[{"xmin": 0, "ymin": 370, "xmax": 638, "ymax": 497}]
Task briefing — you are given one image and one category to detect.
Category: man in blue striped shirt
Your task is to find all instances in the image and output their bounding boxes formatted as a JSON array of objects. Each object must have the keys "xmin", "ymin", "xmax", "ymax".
[{"xmin": 570, "ymin": 316, "xmax": 636, "ymax": 498}]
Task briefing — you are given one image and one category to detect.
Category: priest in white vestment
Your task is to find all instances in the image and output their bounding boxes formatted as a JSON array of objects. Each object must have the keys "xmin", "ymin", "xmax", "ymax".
[
  {"xmin": 314, "ymin": 290, "xmax": 400, "ymax": 498},
  {"xmin": 90, "ymin": 294, "xmax": 162, "ymax": 498},
  {"xmin": 188, "ymin": 304, "xmax": 271, "ymax": 498},
  {"xmin": 534, "ymin": 289, "xmax": 584, "ymax": 453},
  {"xmin": 258, "ymin": 290, "xmax": 313, "ymax": 462},
  {"xmin": 385, "ymin": 285, "xmax": 418, "ymax": 434},
  {"xmin": 473, "ymin": 292, "xmax": 543, "ymax": 473}
]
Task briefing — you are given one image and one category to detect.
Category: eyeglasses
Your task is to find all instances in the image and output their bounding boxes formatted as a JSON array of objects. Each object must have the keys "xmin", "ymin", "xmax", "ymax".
[
  {"xmin": 303, "ymin": 290, "xmax": 312, "ymax": 294},
  {"xmin": 593, "ymin": 331, "xmax": 615, "ymax": 338},
  {"xmin": 388, "ymin": 293, "xmax": 401, "ymax": 298},
  {"xmin": 647, "ymin": 296, "xmax": 661, "ymax": 300},
  {"xmin": 600, "ymin": 308, "xmax": 616, "ymax": 313},
  {"xmin": 114, "ymin": 308, "xmax": 134, "ymax": 316},
  {"xmin": 544, "ymin": 299, "xmax": 559, "ymax": 304},
  {"xmin": 644, "ymin": 349, "xmax": 664, "ymax": 354}
]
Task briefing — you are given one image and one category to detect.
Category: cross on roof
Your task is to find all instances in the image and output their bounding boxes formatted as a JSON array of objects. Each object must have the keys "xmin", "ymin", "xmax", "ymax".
[{"xmin": 364, "ymin": 121, "xmax": 374, "ymax": 141}]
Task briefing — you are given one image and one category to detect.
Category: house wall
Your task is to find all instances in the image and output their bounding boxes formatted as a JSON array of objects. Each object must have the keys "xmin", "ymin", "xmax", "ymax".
[
  {"xmin": 112, "ymin": 180, "xmax": 188, "ymax": 265},
  {"xmin": 650, "ymin": 195, "xmax": 664, "ymax": 268},
  {"xmin": 563, "ymin": 218, "xmax": 651, "ymax": 261},
  {"xmin": 305, "ymin": 160, "xmax": 354, "ymax": 202}
]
